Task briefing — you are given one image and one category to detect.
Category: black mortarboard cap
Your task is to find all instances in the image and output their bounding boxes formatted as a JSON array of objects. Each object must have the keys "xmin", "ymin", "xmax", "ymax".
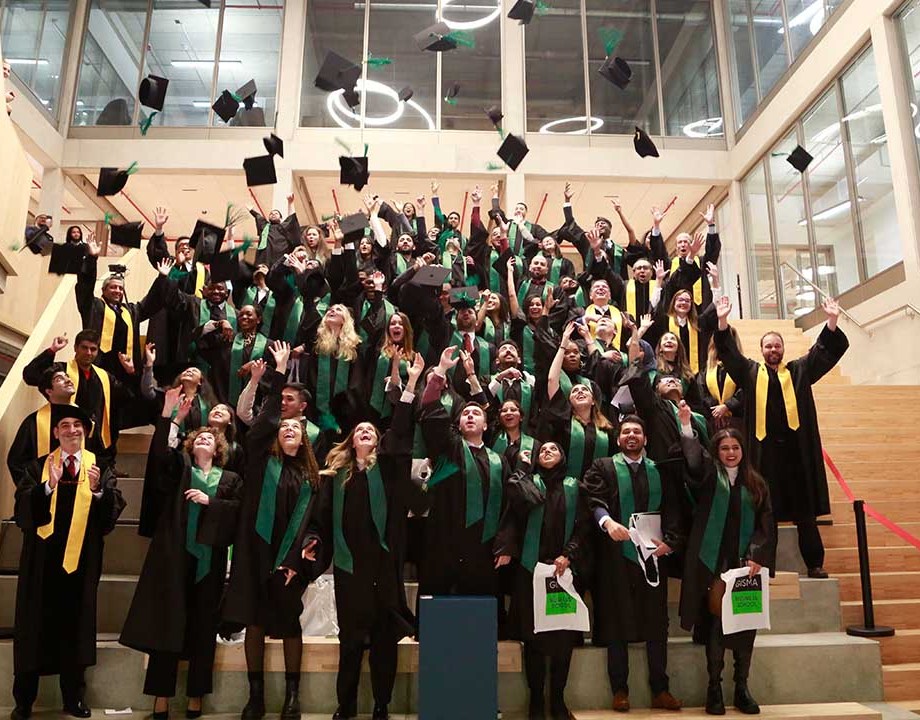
[
  {"xmin": 212, "ymin": 90, "xmax": 239, "ymax": 123},
  {"xmin": 410, "ymin": 264, "xmax": 451, "ymax": 287},
  {"xmin": 415, "ymin": 22, "xmax": 457, "ymax": 52},
  {"xmin": 108, "ymin": 263, "xmax": 127, "ymax": 275},
  {"xmin": 189, "ymin": 219, "xmax": 225, "ymax": 264},
  {"xmin": 339, "ymin": 212, "xmax": 370, "ymax": 238},
  {"xmin": 787, "ymin": 145, "xmax": 814, "ymax": 173},
  {"xmin": 24, "ymin": 227, "xmax": 53, "ymax": 256},
  {"xmin": 485, "ymin": 105, "xmax": 503, "ymax": 127},
  {"xmin": 236, "ymin": 79, "xmax": 257, "ymax": 104},
  {"xmin": 633, "ymin": 127, "xmax": 659, "ymax": 158},
  {"xmin": 49, "ymin": 242, "xmax": 86, "ymax": 275},
  {"xmin": 339, "ymin": 155, "xmax": 369, "ymax": 191},
  {"xmin": 598, "ymin": 56, "xmax": 632, "ymax": 90},
  {"xmin": 445, "ymin": 81, "xmax": 460, "ymax": 101},
  {"xmin": 97, "ymin": 167, "xmax": 132, "ymax": 196},
  {"xmin": 450, "ymin": 285, "xmax": 480, "ymax": 309},
  {"xmin": 508, "ymin": 0, "xmax": 536, "ymax": 24},
  {"xmin": 50, "ymin": 403, "xmax": 92, "ymax": 430},
  {"xmin": 342, "ymin": 89, "xmax": 360, "ymax": 108},
  {"xmin": 243, "ymin": 155, "xmax": 277, "ymax": 187},
  {"xmin": 263, "ymin": 132, "xmax": 283, "ymax": 158},
  {"xmin": 208, "ymin": 249, "xmax": 242, "ymax": 283},
  {"xmin": 497, "ymin": 133, "xmax": 529, "ymax": 171},
  {"xmin": 398, "ymin": 86, "xmax": 414, "ymax": 103},
  {"xmin": 315, "ymin": 51, "xmax": 362, "ymax": 94},
  {"xmin": 109, "ymin": 220, "xmax": 144, "ymax": 249},
  {"xmin": 139, "ymin": 74, "xmax": 169, "ymax": 111}
]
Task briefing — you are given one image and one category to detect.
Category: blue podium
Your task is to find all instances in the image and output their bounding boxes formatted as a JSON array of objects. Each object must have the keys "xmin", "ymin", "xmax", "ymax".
[{"xmin": 418, "ymin": 596, "xmax": 497, "ymax": 719}]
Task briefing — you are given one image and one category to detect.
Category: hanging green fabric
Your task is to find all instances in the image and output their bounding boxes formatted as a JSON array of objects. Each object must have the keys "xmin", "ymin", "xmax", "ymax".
[
  {"xmin": 258, "ymin": 222, "xmax": 271, "ymax": 251},
  {"xmin": 558, "ymin": 372, "xmax": 591, "ymax": 399},
  {"xmin": 244, "ymin": 286, "xmax": 276, "ymax": 333},
  {"xmin": 462, "ymin": 442, "xmax": 503, "ymax": 540},
  {"xmin": 333, "ymin": 464, "xmax": 390, "ymax": 573},
  {"xmin": 198, "ymin": 300, "xmax": 237, "ymax": 330},
  {"xmin": 370, "ymin": 353, "xmax": 408, "ymax": 418},
  {"xmin": 669, "ymin": 402, "xmax": 710, "ymax": 446},
  {"xmin": 359, "ymin": 298, "xmax": 396, "ymax": 341},
  {"xmin": 699, "ymin": 469, "xmax": 755, "ymax": 573},
  {"xmin": 492, "ymin": 431, "xmax": 534, "ymax": 458},
  {"xmin": 395, "ymin": 253, "xmax": 409, "ymax": 276},
  {"xmin": 450, "ymin": 331, "xmax": 489, "ymax": 376},
  {"xmin": 229, "ymin": 333, "xmax": 268, "ymax": 406},
  {"xmin": 517, "ymin": 279, "xmax": 553, "ymax": 307},
  {"xmin": 507, "ymin": 220, "xmax": 533, "ymax": 256},
  {"xmin": 572, "ymin": 286, "xmax": 587, "ymax": 309},
  {"xmin": 613, "ymin": 453, "xmax": 661, "ymax": 565},
  {"xmin": 483, "ymin": 316, "xmax": 496, "ymax": 345},
  {"xmin": 273, "ymin": 480, "xmax": 313, "ymax": 568},
  {"xmin": 566, "ymin": 418, "xmax": 609, "ymax": 477},
  {"xmin": 488, "ymin": 249, "xmax": 502, "ymax": 292},
  {"xmin": 522, "ymin": 324, "xmax": 536, "ymax": 375},
  {"xmin": 186, "ymin": 465, "xmax": 223, "ymax": 582},
  {"xmin": 495, "ymin": 377, "xmax": 533, "ymax": 418},
  {"xmin": 413, "ymin": 392, "xmax": 454, "ymax": 460},
  {"xmin": 520, "ymin": 474, "xmax": 577, "ymax": 572},
  {"xmin": 315, "ymin": 354, "xmax": 350, "ymax": 431},
  {"xmin": 255, "ymin": 456, "xmax": 283, "ymax": 544},
  {"xmin": 548, "ymin": 256, "xmax": 563, "ymax": 285}
]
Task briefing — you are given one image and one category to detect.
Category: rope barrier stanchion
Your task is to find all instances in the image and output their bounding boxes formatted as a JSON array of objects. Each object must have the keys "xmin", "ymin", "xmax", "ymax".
[{"xmin": 846, "ymin": 499, "xmax": 894, "ymax": 638}]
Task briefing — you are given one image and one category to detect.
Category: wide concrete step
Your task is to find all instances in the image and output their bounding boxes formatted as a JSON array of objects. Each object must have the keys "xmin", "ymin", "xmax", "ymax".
[
  {"xmin": 573, "ymin": 703, "xmax": 881, "ymax": 720},
  {"xmin": 841, "ymin": 600, "xmax": 920, "ymax": 630},
  {"xmin": 0, "ymin": 632, "xmax": 884, "ymax": 713},
  {"xmin": 821, "ymin": 459, "xmax": 920, "ymax": 479},
  {"xmin": 820, "ymin": 524, "xmax": 920, "ymax": 549},
  {"xmin": 115, "ymin": 476, "xmax": 144, "ymax": 522},
  {"xmin": 880, "ymin": 630, "xmax": 920, "ymax": 665},
  {"xmin": 837, "ymin": 572, "xmax": 920, "ymax": 602},
  {"xmin": 826, "ymin": 547, "xmax": 920, "ymax": 574},
  {"xmin": 884, "ymin": 664, "xmax": 920, "ymax": 701}
]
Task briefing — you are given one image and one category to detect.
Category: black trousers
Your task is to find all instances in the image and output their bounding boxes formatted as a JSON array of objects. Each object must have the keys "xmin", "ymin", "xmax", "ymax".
[
  {"xmin": 144, "ymin": 645, "xmax": 217, "ymax": 699},
  {"xmin": 607, "ymin": 639, "xmax": 669, "ymax": 695},
  {"xmin": 13, "ymin": 667, "xmax": 85, "ymax": 709},
  {"xmin": 336, "ymin": 628, "xmax": 398, "ymax": 710},
  {"xmin": 774, "ymin": 517, "xmax": 824, "ymax": 570}
]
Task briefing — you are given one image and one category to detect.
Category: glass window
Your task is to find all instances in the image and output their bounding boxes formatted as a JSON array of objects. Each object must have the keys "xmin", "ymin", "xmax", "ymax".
[
  {"xmin": 525, "ymin": 0, "xmax": 586, "ymax": 134},
  {"xmin": 841, "ymin": 48, "xmax": 902, "ymax": 278},
  {"xmin": 656, "ymin": 0, "xmax": 722, "ymax": 138},
  {"xmin": 74, "ymin": 0, "xmax": 147, "ymax": 127},
  {"xmin": 212, "ymin": 1, "xmax": 283, "ymax": 127},
  {"xmin": 769, "ymin": 130, "xmax": 816, "ymax": 318},
  {"xmin": 0, "ymin": 0, "xmax": 73, "ymax": 119},
  {"xmin": 586, "ymin": 0, "xmax": 659, "ymax": 136},
  {"xmin": 898, "ymin": 0, "xmax": 920, "ymax": 174},
  {"xmin": 728, "ymin": 0, "xmax": 758, "ymax": 126},
  {"xmin": 440, "ymin": 0, "xmax": 502, "ymax": 131},
  {"xmin": 301, "ymin": 0, "xmax": 364, "ymax": 128},
  {"xmin": 750, "ymin": 0, "xmax": 788, "ymax": 102},
  {"xmin": 364, "ymin": 0, "xmax": 436, "ymax": 131},
  {"xmin": 784, "ymin": 0, "xmax": 829, "ymax": 60},
  {"xmin": 741, "ymin": 162, "xmax": 779, "ymax": 318},
  {"xmin": 801, "ymin": 86, "xmax": 860, "ymax": 294}
]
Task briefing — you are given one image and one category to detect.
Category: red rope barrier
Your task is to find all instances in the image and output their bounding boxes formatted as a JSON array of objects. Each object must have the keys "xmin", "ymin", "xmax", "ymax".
[{"xmin": 823, "ymin": 448, "xmax": 920, "ymax": 551}]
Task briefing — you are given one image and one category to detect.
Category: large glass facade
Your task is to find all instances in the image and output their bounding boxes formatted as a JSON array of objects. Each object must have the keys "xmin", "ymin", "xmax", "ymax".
[
  {"xmin": 0, "ymin": 0, "xmax": 74, "ymax": 120},
  {"xmin": 742, "ymin": 46, "xmax": 904, "ymax": 319},
  {"xmin": 727, "ymin": 0, "xmax": 841, "ymax": 129},
  {"xmin": 74, "ymin": 0, "xmax": 283, "ymax": 128}
]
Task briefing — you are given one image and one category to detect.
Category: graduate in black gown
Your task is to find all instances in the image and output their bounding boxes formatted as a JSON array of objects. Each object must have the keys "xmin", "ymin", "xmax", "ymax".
[
  {"xmin": 504, "ymin": 441, "xmax": 589, "ymax": 720},
  {"xmin": 714, "ymin": 296, "xmax": 848, "ymax": 578},
  {"xmin": 11, "ymin": 404, "xmax": 125, "ymax": 720},
  {"xmin": 250, "ymin": 197, "xmax": 300, "ymax": 268},
  {"xmin": 678, "ymin": 424, "xmax": 775, "ymax": 716},
  {"xmin": 696, "ymin": 331, "xmax": 745, "ymax": 434},
  {"xmin": 120, "ymin": 388, "xmax": 243, "ymax": 718},
  {"xmin": 315, "ymin": 354, "xmax": 427, "ymax": 720},
  {"xmin": 197, "ymin": 304, "xmax": 269, "ymax": 407},
  {"xmin": 581, "ymin": 415, "xmax": 684, "ymax": 713},
  {"xmin": 223, "ymin": 341, "xmax": 329, "ymax": 720}
]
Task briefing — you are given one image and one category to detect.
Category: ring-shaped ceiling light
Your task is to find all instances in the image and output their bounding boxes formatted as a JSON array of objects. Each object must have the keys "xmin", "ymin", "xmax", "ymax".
[
  {"xmin": 539, "ymin": 116, "xmax": 604, "ymax": 135},
  {"xmin": 441, "ymin": 0, "xmax": 501, "ymax": 31},
  {"xmin": 681, "ymin": 117, "xmax": 724, "ymax": 138},
  {"xmin": 326, "ymin": 79, "xmax": 435, "ymax": 130}
]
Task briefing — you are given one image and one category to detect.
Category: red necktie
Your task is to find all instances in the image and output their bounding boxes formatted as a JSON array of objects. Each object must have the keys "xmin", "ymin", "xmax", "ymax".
[
  {"xmin": 65, "ymin": 455, "xmax": 77, "ymax": 480},
  {"xmin": 463, "ymin": 333, "xmax": 474, "ymax": 354}
]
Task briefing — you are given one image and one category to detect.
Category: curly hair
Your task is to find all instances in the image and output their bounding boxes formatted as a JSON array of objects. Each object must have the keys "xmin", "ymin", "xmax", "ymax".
[{"xmin": 183, "ymin": 426, "xmax": 230, "ymax": 467}]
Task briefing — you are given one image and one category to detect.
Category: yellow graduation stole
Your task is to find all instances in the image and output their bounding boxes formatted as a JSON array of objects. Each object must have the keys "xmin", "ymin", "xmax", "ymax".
[
  {"xmin": 671, "ymin": 255, "xmax": 702, "ymax": 305},
  {"xmin": 37, "ymin": 448, "xmax": 96, "ymax": 573},
  {"xmin": 670, "ymin": 316, "xmax": 699, "ymax": 373},
  {"xmin": 706, "ymin": 363, "xmax": 736, "ymax": 404},
  {"xmin": 626, "ymin": 278, "xmax": 657, "ymax": 319},
  {"xmin": 755, "ymin": 363, "xmax": 799, "ymax": 441},
  {"xmin": 194, "ymin": 262, "xmax": 206, "ymax": 298},
  {"xmin": 36, "ymin": 403, "xmax": 53, "ymax": 457},
  {"xmin": 99, "ymin": 301, "xmax": 134, "ymax": 360},
  {"xmin": 66, "ymin": 360, "xmax": 111, "ymax": 448},
  {"xmin": 585, "ymin": 304, "xmax": 622, "ymax": 341}
]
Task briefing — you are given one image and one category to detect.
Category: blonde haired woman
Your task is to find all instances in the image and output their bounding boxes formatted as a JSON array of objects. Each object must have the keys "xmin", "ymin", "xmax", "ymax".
[{"xmin": 309, "ymin": 304, "xmax": 363, "ymax": 434}]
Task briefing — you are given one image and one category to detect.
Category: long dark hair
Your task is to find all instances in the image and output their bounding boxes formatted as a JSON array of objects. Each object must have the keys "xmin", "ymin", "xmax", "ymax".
[
  {"xmin": 710, "ymin": 427, "xmax": 767, "ymax": 508},
  {"xmin": 272, "ymin": 420, "xmax": 323, "ymax": 489}
]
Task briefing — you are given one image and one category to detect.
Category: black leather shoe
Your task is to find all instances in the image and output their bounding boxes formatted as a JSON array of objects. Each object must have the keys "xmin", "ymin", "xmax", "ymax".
[
  {"xmin": 153, "ymin": 712, "xmax": 169, "ymax": 720},
  {"xmin": 528, "ymin": 698, "xmax": 545, "ymax": 719},
  {"xmin": 807, "ymin": 567, "xmax": 829, "ymax": 579},
  {"xmin": 705, "ymin": 685, "xmax": 726, "ymax": 715},
  {"xmin": 279, "ymin": 682, "xmax": 300, "ymax": 720},
  {"xmin": 372, "ymin": 704, "xmax": 389, "ymax": 719},
  {"xmin": 332, "ymin": 709, "xmax": 356, "ymax": 720},
  {"xmin": 10, "ymin": 706, "xmax": 31, "ymax": 720},
  {"xmin": 185, "ymin": 707, "xmax": 201, "ymax": 719},
  {"xmin": 734, "ymin": 683, "xmax": 760, "ymax": 714},
  {"xmin": 240, "ymin": 697, "xmax": 264, "ymax": 720},
  {"xmin": 64, "ymin": 701, "xmax": 92, "ymax": 718}
]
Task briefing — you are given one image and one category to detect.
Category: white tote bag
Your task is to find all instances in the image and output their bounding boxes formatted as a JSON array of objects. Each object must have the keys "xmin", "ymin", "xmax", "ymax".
[
  {"xmin": 532, "ymin": 563, "xmax": 590, "ymax": 634},
  {"xmin": 720, "ymin": 567, "xmax": 771, "ymax": 635}
]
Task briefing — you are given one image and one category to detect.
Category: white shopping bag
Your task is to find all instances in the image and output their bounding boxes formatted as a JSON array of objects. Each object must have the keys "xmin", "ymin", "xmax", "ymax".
[
  {"xmin": 300, "ymin": 573, "xmax": 339, "ymax": 636},
  {"xmin": 628, "ymin": 512, "xmax": 662, "ymax": 587},
  {"xmin": 532, "ymin": 563, "xmax": 590, "ymax": 634},
  {"xmin": 720, "ymin": 567, "xmax": 771, "ymax": 635}
]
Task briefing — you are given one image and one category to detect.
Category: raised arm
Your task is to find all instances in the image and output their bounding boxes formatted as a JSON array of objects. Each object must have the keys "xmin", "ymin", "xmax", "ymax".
[
  {"xmin": 714, "ymin": 296, "xmax": 756, "ymax": 387},
  {"xmin": 611, "ymin": 197, "xmax": 638, "ymax": 246},
  {"xmin": 547, "ymin": 322, "xmax": 576, "ymax": 401}
]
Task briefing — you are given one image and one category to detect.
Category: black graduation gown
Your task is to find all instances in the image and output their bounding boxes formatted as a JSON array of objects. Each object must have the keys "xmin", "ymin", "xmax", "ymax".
[
  {"xmin": 7, "ymin": 410, "xmax": 59, "ymax": 485},
  {"xmin": 535, "ymin": 392, "xmax": 617, "ymax": 482},
  {"xmin": 13, "ymin": 457, "xmax": 124, "ymax": 674},
  {"xmin": 314, "ymin": 401, "xmax": 427, "ymax": 644},
  {"xmin": 667, "ymin": 230, "xmax": 721, "ymax": 310},
  {"xmin": 120, "ymin": 418, "xmax": 242, "ymax": 654},
  {"xmin": 716, "ymin": 325, "xmax": 849, "ymax": 520},
  {"xmin": 503, "ymin": 467, "xmax": 589, "ymax": 656},
  {"xmin": 560, "ymin": 205, "xmax": 628, "ymax": 281},
  {"xmin": 581, "ymin": 456, "xmax": 683, "ymax": 645},
  {"xmin": 695, "ymin": 364, "xmax": 745, "ymax": 433},
  {"xmin": 416, "ymin": 399, "xmax": 514, "ymax": 597},
  {"xmin": 306, "ymin": 351, "xmax": 363, "ymax": 435},
  {"xmin": 676, "ymin": 434, "xmax": 775, "ymax": 643},
  {"xmin": 222, "ymin": 384, "xmax": 329, "ymax": 637},
  {"xmin": 251, "ymin": 210, "xmax": 300, "ymax": 268}
]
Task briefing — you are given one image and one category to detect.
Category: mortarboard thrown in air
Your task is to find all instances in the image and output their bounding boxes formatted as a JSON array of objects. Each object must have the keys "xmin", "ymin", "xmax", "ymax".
[
  {"xmin": 599, "ymin": 56, "xmax": 632, "ymax": 90},
  {"xmin": 139, "ymin": 74, "xmax": 169, "ymax": 111},
  {"xmin": 497, "ymin": 133, "xmax": 529, "ymax": 171},
  {"xmin": 633, "ymin": 127, "xmax": 659, "ymax": 158},
  {"xmin": 108, "ymin": 220, "xmax": 144, "ymax": 249},
  {"xmin": 787, "ymin": 145, "xmax": 814, "ymax": 173},
  {"xmin": 263, "ymin": 133, "xmax": 283, "ymax": 158},
  {"xmin": 243, "ymin": 155, "xmax": 277, "ymax": 187},
  {"xmin": 508, "ymin": 0, "xmax": 536, "ymax": 24},
  {"xmin": 97, "ymin": 163, "xmax": 138, "ymax": 197},
  {"xmin": 339, "ymin": 155, "xmax": 370, "ymax": 191}
]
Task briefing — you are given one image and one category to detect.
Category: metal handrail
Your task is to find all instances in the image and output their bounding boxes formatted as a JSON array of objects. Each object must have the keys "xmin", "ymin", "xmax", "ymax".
[
  {"xmin": 779, "ymin": 262, "xmax": 867, "ymax": 332},
  {"xmin": 861, "ymin": 303, "xmax": 920, "ymax": 329}
]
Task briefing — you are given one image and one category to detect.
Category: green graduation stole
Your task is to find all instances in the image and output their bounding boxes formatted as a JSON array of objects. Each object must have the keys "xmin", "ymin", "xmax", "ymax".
[
  {"xmin": 305, "ymin": 420, "xmax": 320, "ymax": 446},
  {"xmin": 462, "ymin": 442, "xmax": 503, "ymax": 541},
  {"xmin": 583, "ymin": 240, "xmax": 623, "ymax": 275},
  {"xmin": 494, "ymin": 376, "xmax": 533, "ymax": 418},
  {"xmin": 507, "ymin": 220, "xmax": 532, "ymax": 256},
  {"xmin": 566, "ymin": 418, "xmax": 609, "ymax": 477},
  {"xmin": 492, "ymin": 431, "xmax": 534, "ymax": 457},
  {"xmin": 413, "ymin": 392, "xmax": 454, "ymax": 460},
  {"xmin": 186, "ymin": 465, "xmax": 223, "ymax": 582},
  {"xmin": 522, "ymin": 324, "xmax": 536, "ymax": 375},
  {"xmin": 316, "ymin": 291, "xmax": 331, "ymax": 318},
  {"xmin": 521, "ymin": 474, "xmax": 578, "ymax": 572},
  {"xmin": 450, "ymin": 331, "xmax": 490, "ymax": 377},
  {"xmin": 669, "ymin": 401, "xmax": 710, "ymax": 446},
  {"xmin": 548, "ymin": 256, "xmax": 563, "ymax": 285},
  {"xmin": 395, "ymin": 252, "xmax": 410, "ymax": 276},
  {"xmin": 258, "ymin": 222, "xmax": 271, "ymax": 250},
  {"xmin": 198, "ymin": 299, "xmax": 237, "ymax": 330},
  {"xmin": 488, "ymin": 249, "xmax": 502, "ymax": 292},
  {"xmin": 273, "ymin": 479, "xmax": 313, "ymax": 568},
  {"xmin": 370, "ymin": 353, "xmax": 408, "ymax": 418},
  {"xmin": 517, "ymin": 279, "xmax": 554, "ymax": 307},
  {"xmin": 170, "ymin": 394, "xmax": 209, "ymax": 433},
  {"xmin": 316, "ymin": 354, "xmax": 350, "ymax": 431},
  {"xmin": 244, "ymin": 285, "xmax": 276, "ymax": 332},
  {"xmin": 559, "ymin": 372, "xmax": 591, "ymax": 399},
  {"xmin": 359, "ymin": 297, "xmax": 396, "ymax": 341},
  {"xmin": 229, "ymin": 333, "xmax": 268, "ymax": 405},
  {"xmin": 700, "ymin": 469, "xmax": 755, "ymax": 573},
  {"xmin": 333, "ymin": 464, "xmax": 389, "ymax": 573},
  {"xmin": 483, "ymin": 316, "xmax": 497, "ymax": 345},
  {"xmin": 256, "ymin": 456, "xmax": 284, "ymax": 544},
  {"xmin": 613, "ymin": 453, "xmax": 661, "ymax": 565},
  {"xmin": 282, "ymin": 297, "xmax": 304, "ymax": 344},
  {"xmin": 572, "ymin": 286, "xmax": 587, "ymax": 309}
]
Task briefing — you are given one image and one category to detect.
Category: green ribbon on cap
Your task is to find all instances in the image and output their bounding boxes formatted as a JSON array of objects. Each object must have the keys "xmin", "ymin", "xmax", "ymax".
[
  {"xmin": 230, "ymin": 91, "xmax": 242, "ymax": 103},
  {"xmin": 139, "ymin": 111, "xmax": 158, "ymax": 136},
  {"xmin": 444, "ymin": 30, "xmax": 475, "ymax": 48},
  {"xmin": 363, "ymin": 143, "xmax": 369, "ymax": 155},
  {"xmin": 366, "ymin": 53, "xmax": 393, "ymax": 67},
  {"xmin": 599, "ymin": 26, "xmax": 623, "ymax": 56},
  {"xmin": 125, "ymin": 162, "xmax": 139, "ymax": 175},
  {"xmin": 535, "ymin": 0, "xmax": 550, "ymax": 15},
  {"xmin": 104, "ymin": 212, "xmax": 113, "ymax": 226},
  {"xmin": 321, "ymin": 213, "xmax": 335, "ymax": 222},
  {"xmin": 486, "ymin": 162, "xmax": 503, "ymax": 171},
  {"xmin": 444, "ymin": 96, "xmax": 458, "ymax": 106},
  {"xmin": 230, "ymin": 238, "xmax": 253, "ymax": 257}
]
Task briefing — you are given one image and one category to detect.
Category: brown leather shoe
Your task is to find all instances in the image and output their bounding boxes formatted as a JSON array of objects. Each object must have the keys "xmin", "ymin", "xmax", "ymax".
[
  {"xmin": 612, "ymin": 691, "xmax": 630, "ymax": 712},
  {"xmin": 651, "ymin": 691, "xmax": 683, "ymax": 711}
]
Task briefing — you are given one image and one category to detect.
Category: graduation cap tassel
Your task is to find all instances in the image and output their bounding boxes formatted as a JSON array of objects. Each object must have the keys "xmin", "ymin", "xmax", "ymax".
[
  {"xmin": 535, "ymin": 0, "xmax": 550, "ymax": 15},
  {"xmin": 366, "ymin": 53, "xmax": 393, "ymax": 67},
  {"xmin": 599, "ymin": 27, "xmax": 623, "ymax": 56},
  {"xmin": 230, "ymin": 238, "xmax": 254, "ymax": 257},
  {"xmin": 363, "ymin": 143, "xmax": 369, "ymax": 156},
  {"xmin": 444, "ymin": 30, "xmax": 475, "ymax": 48},
  {"xmin": 444, "ymin": 96, "xmax": 458, "ymax": 106},
  {"xmin": 486, "ymin": 162, "xmax": 504, "ymax": 171},
  {"xmin": 229, "ymin": 91, "xmax": 242, "ymax": 103},
  {"xmin": 321, "ymin": 213, "xmax": 336, "ymax": 222},
  {"xmin": 124, "ymin": 162, "xmax": 140, "ymax": 176},
  {"xmin": 104, "ymin": 212, "xmax": 113, "ymax": 226},
  {"xmin": 335, "ymin": 137, "xmax": 354, "ymax": 155},
  {"xmin": 139, "ymin": 111, "xmax": 158, "ymax": 136}
]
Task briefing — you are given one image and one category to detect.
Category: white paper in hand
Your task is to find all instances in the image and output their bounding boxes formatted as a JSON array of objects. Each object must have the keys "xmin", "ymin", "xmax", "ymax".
[
  {"xmin": 720, "ymin": 566, "xmax": 771, "ymax": 635},
  {"xmin": 532, "ymin": 563, "xmax": 590, "ymax": 634}
]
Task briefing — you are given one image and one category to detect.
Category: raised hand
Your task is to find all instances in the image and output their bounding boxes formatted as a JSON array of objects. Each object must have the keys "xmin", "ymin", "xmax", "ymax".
[
  {"xmin": 823, "ymin": 297, "xmax": 840, "ymax": 331},
  {"xmin": 270, "ymin": 340, "xmax": 291, "ymax": 369},
  {"xmin": 175, "ymin": 395, "xmax": 193, "ymax": 424},
  {"xmin": 86, "ymin": 235, "xmax": 101, "ymax": 257},
  {"xmin": 689, "ymin": 230, "xmax": 706, "ymax": 258},
  {"xmin": 157, "ymin": 257, "xmax": 175, "ymax": 276},
  {"xmin": 639, "ymin": 313, "xmax": 653, "ymax": 335},
  {"xmin": 118, "ymin": 352, "xmax": 135, "ymax": 375},
  {"xmin": 563, "ymin": 181, "xmax": 573, "ymax": 203},
  {"xmin": 561, "ymin": 321, "xmax": 577, "ymax": 343},
  {"xmin": 328, "ymin": 217, "xmax": 343, "ymax": 244},
  {"xmin": 286, "ymin": 192, "xmax": 295, "ymax": 206},
  {"xmin": 654, "ymin": 259, "xmax": 666, "ymax": 281},
  {"xmin": 610, "ymin": 196, "xmax": 622, "ymax": 212},
  {"xmin": 407, "ymin": 352, "xmax": 425, "ymax": 385},
  {"xmin": 371, "ymin": 270, "xmax": 386, "ymax": 290},
  {"xmin": 470, "ymin": 184, "xmax": 482, "ymax": 204},
  {"xmin": 250, "ymin": 358, "xmax": 267, "ymax": 384},
  {"xmin": 431, "ymin": 180, "xmax": 440, "ymax": 196},
  {"xmin": 88, "ymin": 464, "xmax": 101, "ymax": 492},
  {"xmin": 586, "ymin": 228, "xmax": 602, "ymax": 249},
  {"xmin": 163, "ymin": 385, "xmax": 182, "ymax": 416},
  {"xmin": 436, "ymin": 345, "xmax": 460, "ymax": 374},
  {"xmin": 302, "ymin": 538, "xmax": 318, "ymax": 561},
  {"xmin": 677, "ymin": 399, "xmax": 691, "ymax": 426},
  {"xmin": 651, "ymin": 206, "xmax": 665, "ymax": 229},
  {"xmin": 144, "ymin": 342, "xmax": 156, "ymax": 368},
  {"xmin": 707, "ymin": 261, "xmax": 720, "ymax": 286},
  {"xmin": 543, "ymin": 290, "xmax": 556, "ymax": 316},
  {"xmin": 50, "ymin": 334, "xmax": 68, "ymax": 353},
  {"xmin": 185, "ymin": 488, "xmax": 210, "ymax": 505},
  {"xmin": 716, "ymin": 295, "xmax": 732, "ymax": 329},
  {"xmin": 416, "ymin": 194, "xmax": 426, "ymax": 208},
  {"xmin": 154, "ymin": 206, "xmax": 169, "ymax": 233},
  {"xmin": 700, "ymin": 203, "xmax": 715, "ymax": 225}
]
